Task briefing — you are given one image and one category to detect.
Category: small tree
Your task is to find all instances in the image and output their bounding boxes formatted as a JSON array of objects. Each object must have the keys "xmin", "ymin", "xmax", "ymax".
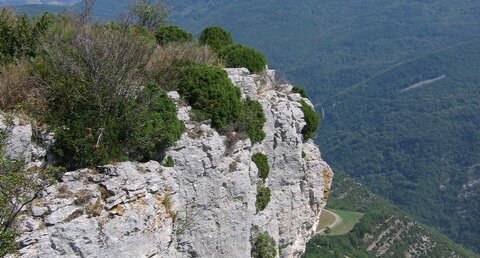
[
  {"xmin": 155, "ymin": 25, "xmax": 193, "ymax": 45},
  {"xmin": 219, "ymin": 44, "xmax": 267, "ymax": 74},
  {"xmin": 131, "ymin": 0, "xmax": 169, "ymax": 31},
  {"xmin": 199, "ymin": 26, "xmax": 234, "ymax": 52},
  {"xmin": 0, "ymin": 9, "xmax": 51, "ymax": 65},
  {"xmin": 300, "ymin": 100, "xmax": 321, "ymax": 140},
  {"xmin": 178, "ymin": 64, "xmax": 242, "ymax": 129}
]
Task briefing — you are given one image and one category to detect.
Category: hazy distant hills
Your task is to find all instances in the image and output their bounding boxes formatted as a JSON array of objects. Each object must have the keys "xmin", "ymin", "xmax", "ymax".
[{"xmin": 0, "ymin": 0, "xmax": 80, "ymax": 6}]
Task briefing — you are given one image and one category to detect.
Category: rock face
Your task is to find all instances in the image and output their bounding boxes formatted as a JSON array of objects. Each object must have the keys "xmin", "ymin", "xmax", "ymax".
[{"xmin": 5, "ymin": 68, "xmax": 333, "ymax": 258}]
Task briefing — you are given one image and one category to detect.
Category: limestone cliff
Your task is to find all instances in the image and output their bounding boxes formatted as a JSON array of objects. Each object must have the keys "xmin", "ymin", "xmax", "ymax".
[{"xmin": 1, "ymin": 68, "xmax": 333, "ymax": 258}]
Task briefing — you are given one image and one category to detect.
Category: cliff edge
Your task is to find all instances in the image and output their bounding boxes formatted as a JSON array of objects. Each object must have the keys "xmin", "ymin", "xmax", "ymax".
[{"xmin": 2, "ymin": 68, "xmax": 332, "ymax": 258}]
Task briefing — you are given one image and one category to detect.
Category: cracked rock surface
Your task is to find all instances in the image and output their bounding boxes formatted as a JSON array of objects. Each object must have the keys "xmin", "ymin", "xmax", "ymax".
[{"xmin": 6, "ymin": 68, "xmax": 332, "ymax": 258}]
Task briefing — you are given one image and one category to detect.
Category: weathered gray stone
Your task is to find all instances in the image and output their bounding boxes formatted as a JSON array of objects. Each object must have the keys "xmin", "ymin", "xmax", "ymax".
[
  {"xmin": 8, "ymin": 68, "xmax": 332, "ymax": 258},
  {"xmin": 4, "ymin": 123, "xmax": 32, "ymax": 162}
]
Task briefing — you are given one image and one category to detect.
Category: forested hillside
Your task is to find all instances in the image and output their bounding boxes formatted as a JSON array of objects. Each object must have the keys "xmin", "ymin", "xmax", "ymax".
[
  {"xmin": 304, "ymin": 171, "xmax": 479, "ymax": 258},
  {"xmin": 319, "ymin": 40, "xmax": 480, "ymax": 252}
]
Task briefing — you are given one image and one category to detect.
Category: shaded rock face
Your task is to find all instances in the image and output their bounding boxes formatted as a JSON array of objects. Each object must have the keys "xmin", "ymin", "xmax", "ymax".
[
  {"xmin": 0, "ymin": 115, "xmax": 54, "ymax": 168},
  {"xmin": 7, "ymin": 68, "xmax": 332, "ymax": 258}
]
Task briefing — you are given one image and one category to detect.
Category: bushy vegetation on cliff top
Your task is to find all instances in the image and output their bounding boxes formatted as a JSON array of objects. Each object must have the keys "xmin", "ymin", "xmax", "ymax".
[{"xmin": 0, "ymin": 2, "xmax": 277, "ymax": 255}]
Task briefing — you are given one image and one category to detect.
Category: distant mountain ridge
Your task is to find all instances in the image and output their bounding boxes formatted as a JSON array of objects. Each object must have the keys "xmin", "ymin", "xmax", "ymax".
[{"xmin": 0, "ymin": 0, "xmax": 80, "ymax": 6}]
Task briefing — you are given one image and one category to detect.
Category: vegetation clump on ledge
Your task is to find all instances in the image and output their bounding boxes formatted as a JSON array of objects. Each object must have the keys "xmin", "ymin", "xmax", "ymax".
[
  {"xmin": 219, "ymin": 44, "xmax": 267, "ymax": 74},
  {"xmin": 252, "ymin": 153, "xmax": 269, "ymax": 179},
  {"xmin": 300, "ymin": 100, "xmax": 321, "ymax": 140},
  {"xmin": 163, "ymin": 156, "xmax": 175, "ymax": 167},
  {"xmin": 178, "ymin": 63, "xmax": 242, "ymax": 129},
  {"xmin": 256, "ymin": 186, "xmax": 271, "ymax": 212},
  {"xmin": 240, "ymin": 99, "xmax": 266, "ymax": 144},
  {"xmin": 291, "ymin": 85, "xmax": 309, "ymax": 99},
  {"xmin": 250, "ymin": 226, "xmax": 277, "ymax": 258}
]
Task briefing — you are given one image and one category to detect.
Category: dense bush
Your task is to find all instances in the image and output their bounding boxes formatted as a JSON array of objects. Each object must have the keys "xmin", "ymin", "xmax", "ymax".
[
  {"xmin": 178, "ymin": 63, "xmax": 242, "ymax": 129},
  {"xmin": 146, "ymin": 42, "xmax": 222, "ymax": 90},
  {"xmin": 34, "ymin": 20, "xmax": 184, "ymax": 169},
  {"xmin": 252, "ymin": 153, "xmax": 269, "ymax": 179},
  {"xmin": 49, "ymin": 83, "xmax": 184, "ymax": 169},
  {"xmin": 251, "ymin": 227, "xmax": 277, "ymax": 258},
  {"xmin": 199, "ymin": 26, "xmax": 234, "ymax": 52},
  {"xmin": 127, "ymin": 83, "xmax": 186, "ymax": 161},
  {"xmin": 0, "ymin": 9, "xmax": 50, "ymax": 65},
  {"xmin": 240, "ymin": 99, "xmax": 266, "ymax": 144},
  {"xmin": 300, "ymin": 100, "xmax": 321, "ymax": 140},
  {"xmin": 155, "ymin": 25, "xmax": 193, "ymax": 45},
  {"xmin": 292, "ymin": 85, "xmax": 309, "ymax": 99},
  {"xmin": 0, "ymin": 228, "xmax": 18, "ymax": 257},
  {"xmin": 218, "ymin": 44, "xmax": 267, "ymax": 74},
  {"xmin": 256, "ymin": 186, "xmax": 271, "ymax": 212}
]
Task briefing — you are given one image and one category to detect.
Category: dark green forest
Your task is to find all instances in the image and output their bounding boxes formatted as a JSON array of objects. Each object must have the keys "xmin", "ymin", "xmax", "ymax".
[
  {"xmin": 303, "ymin": 171, "xmax": 479, "ymax": 258},
  {"xmin": 319, "ymin": 40, "xmax": 480, "ymax": 252}
]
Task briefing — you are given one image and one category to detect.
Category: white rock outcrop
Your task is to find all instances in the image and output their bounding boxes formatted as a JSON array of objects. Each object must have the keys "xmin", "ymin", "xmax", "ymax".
[{"xmin": 5, "ymin": 68, "xmax": 333, "ymax": 258}]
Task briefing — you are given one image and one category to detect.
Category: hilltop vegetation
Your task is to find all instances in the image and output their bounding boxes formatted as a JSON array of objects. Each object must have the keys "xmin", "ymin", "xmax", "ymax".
[{"xmin": 0, "ymin": 3, "xmax": 274, "ymax": 255}]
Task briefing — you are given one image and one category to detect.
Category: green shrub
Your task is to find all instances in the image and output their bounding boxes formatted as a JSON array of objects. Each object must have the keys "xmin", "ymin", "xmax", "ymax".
[
  {"xmin": 31, "ymin": 19, "xmax": 185, "ymax": 169},
  {"xmin": 218, "ymin": 44, "xmax": 267, "ymax": 74},
  {"xmin": 127, "ymin": 83, "xmax": 186, "ymax": 161},
  {"xmin": 300, "ymin": 100, "xmax": 321, "ymax": 140},
  {"xmin": 292, "ymin": 85, "xmax": 309, "ymax": 99},
  {"xmin": 252, "ymin": 153, "xmax": 269, "ymax": 179},
  {"xmin": 256, "ymin": 186, "xmax": 271, "ymax": 212},
  {"xmin": 0, "ymin": 229, "xmax": 19, "ymax": 257},
  {"xmin": 163, "ymin": 156, "xmax": 175, "ymax": 167},
  {"xmin": 146, "ymin": 41, "xmax": 222, "ymax": 91},
  {"xmin": 155, "ymin": 25, "xmax": 193, "ymax": 45},
  {"xmin": 251, "ymin": 227, "xmax": 277, "ymax": 258},
  {"xmin": 0, "ymin": 10, "xmax": 51, "ymax": 65},
  {"xmin": 178, "ymin": 64, "xmax": 242, "ymax": 129},
  {"xmin": 240, "ymin": 99, "xmax": 266, "ymax": 144},
  {"xmin": 50, "ymin": 83, "xmax": 184, "ymax": 169},
  {"xmin": 199, "ymin": 26, "xmax": 234, "ymax": 52}
]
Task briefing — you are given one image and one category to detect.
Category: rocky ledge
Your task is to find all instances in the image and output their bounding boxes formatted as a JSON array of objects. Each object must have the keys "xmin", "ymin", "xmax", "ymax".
[{"xmin": 3, "ymin": 68, "xmax": 332, "ymax": 258}]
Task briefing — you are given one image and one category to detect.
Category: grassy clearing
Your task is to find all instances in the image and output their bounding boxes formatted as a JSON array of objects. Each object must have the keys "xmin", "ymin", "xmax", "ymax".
[
  {"xmin": 317, "ymin": 209, "xmax": 336, "ymax": 232},
  {"xmin": 329, "ymin": 210, "xmax": 364, "ymax": 236}
]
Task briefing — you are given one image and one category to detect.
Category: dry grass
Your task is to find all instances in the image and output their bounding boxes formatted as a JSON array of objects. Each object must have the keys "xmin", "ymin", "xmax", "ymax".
[
  {"xmin": 0, "ymin": 60, "xmax": 45, "ymax": 113},
  {"xmin": 85, "ymin": 197, "xmax": 103, "ymax": 217},
  {"xmin": 161, "ymin": 192, "xmax": 176, "ymax": 219},
  {"xmin": 146, "ymin": 42, "xmax": 223, "ymax": 90}
]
